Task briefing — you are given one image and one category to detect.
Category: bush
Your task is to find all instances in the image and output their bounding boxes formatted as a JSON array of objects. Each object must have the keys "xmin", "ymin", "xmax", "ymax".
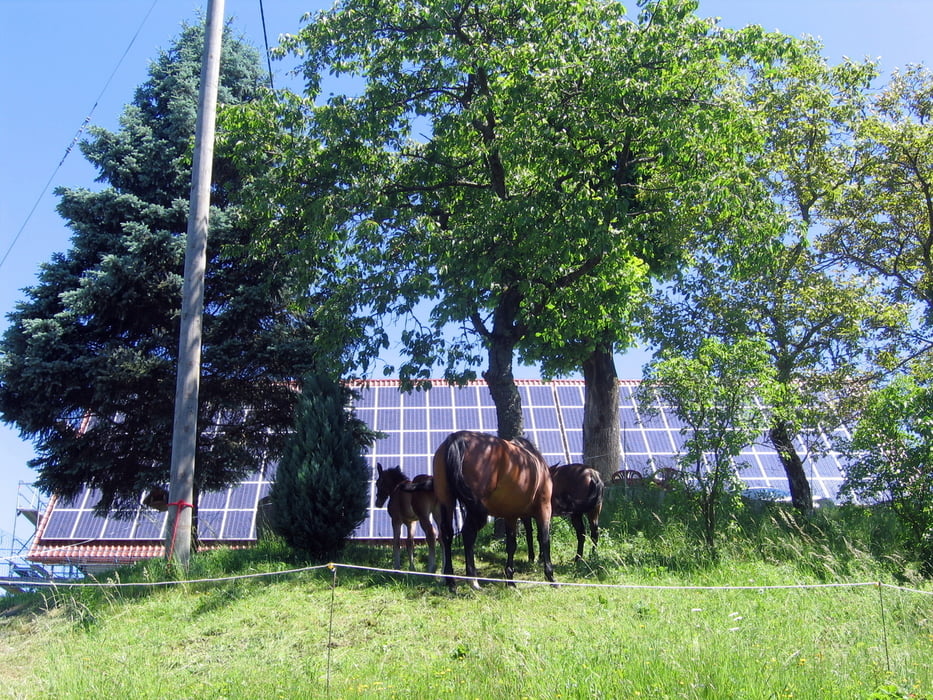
[
  {"xmin": 267, "ymin": 375, "xmax": 376, "ymax": 560},
  {"xmin": 840, "ymin": 375, "xmax": 933, "ymax": 574}
]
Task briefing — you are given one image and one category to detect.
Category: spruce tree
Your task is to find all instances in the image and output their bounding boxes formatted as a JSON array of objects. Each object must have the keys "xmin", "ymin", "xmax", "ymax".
[
  {"xmin": 268, "ymin": 375, "xmax": 374, "ymax": 560},
  {"xmin": 0, "ymin": 22, "xmax": 348, "ymax": 512}
]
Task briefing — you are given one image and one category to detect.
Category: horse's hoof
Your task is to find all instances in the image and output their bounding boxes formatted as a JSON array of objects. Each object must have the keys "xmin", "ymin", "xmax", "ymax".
[{"xmin": 470, "ymin": 580, "xmax": 482, "ymax": 591}]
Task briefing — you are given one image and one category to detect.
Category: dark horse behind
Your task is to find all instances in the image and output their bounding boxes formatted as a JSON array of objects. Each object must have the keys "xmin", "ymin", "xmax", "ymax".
[
  {"xmin": 374, "ymin": 464, "xmax": 440, "ymax": 572},
  {"xmin": 524, "ymin": 463, "xmax": 604, "ymax": 562},
  {"xmin": 433, "ymin": 430, "xmax": 554, "ymax": 590}
]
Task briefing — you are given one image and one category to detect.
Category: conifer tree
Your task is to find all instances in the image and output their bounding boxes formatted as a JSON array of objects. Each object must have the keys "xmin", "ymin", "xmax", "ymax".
[
  {"xmin": 0, "ymin": 22, "xmax": 354, "ymax": 512},
  {"xmin": 267, "ymin": 375, "xmax": 374, "ymax": 560}
]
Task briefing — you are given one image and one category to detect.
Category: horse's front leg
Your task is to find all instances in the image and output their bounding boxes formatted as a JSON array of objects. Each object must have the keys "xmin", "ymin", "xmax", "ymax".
[
  {"xmin": 521, "ymin": 516, "xmax": 535, "ymax": 562},
  {"xmin": 391, "ymin": 520, "xmax": 403, "ymax": 570},
  {"xmin": 405, "ymin": 523, "xmax": 415, "ymax": 570}
]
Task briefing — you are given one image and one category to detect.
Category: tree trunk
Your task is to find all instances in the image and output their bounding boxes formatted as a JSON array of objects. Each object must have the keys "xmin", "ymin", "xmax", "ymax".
[
  {"xmin": 769, "ymin": 419, "xmax": 813, "ymax": 514},
  {"xmin": 484, "ymin": 336, "xmax": 523, "ymax": 440},
  {"xmin": 702, "ymin": 495, "xmax": 718, "ymax": 558},
  {"xmin": 582, "ymin": 344, "xmax": 620, "ymax": 482},
  {"xmin": 476, "ymin": 285, "xmax": 525, "ymax": 440}
]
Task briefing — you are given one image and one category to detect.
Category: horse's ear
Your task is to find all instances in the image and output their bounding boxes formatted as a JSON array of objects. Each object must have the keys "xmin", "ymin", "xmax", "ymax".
[{"xmin": 377, "ymin": 463, "xmax": 383, "ymax": 474}]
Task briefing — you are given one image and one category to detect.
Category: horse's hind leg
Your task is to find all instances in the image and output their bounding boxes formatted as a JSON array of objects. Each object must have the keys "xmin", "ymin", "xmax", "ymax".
[
  {"xmin": 536, "ymin": 513, "xmax": 555, "ymax": 583},
  {"xmin": 419, "ymin": 514, "xmax": 437, "ymax": 573},
  {"xmin": 522, "ymin": 516, "xmax": 535, "ymax": 562},
  {"xmin": 392, "ymin": 521, "xmax": 403, "ymax": 570},
  {"xmin": 589, "ymin": 505, "xmax": 601, "ymax": 555},
  {"xmin": 438, "ymin": 505, "xmax": 455, "ymax": 589},
  {"xmin": 504, "ymin": 519, "xmax": 519, "ymax": 585},
  {"xmin": 571, "ymin": 513, "xmax": 586, "ymax": 560},
  {"xmin": 461, "ymin": 508, "xmax": 486, "ymax": 590}
]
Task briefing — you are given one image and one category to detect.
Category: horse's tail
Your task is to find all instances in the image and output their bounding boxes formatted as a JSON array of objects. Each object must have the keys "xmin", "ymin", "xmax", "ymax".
[
  {"xmin": 444, "ymin": 433, "xmax": 482, "ymax": 514},
  {"xmin": 587, "ymin": 471, "xmax": 605, "ymax": 510}
]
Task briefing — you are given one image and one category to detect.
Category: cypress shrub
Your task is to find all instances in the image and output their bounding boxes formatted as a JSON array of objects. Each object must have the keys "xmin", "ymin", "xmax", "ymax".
[{"xmin": 268, "ymin": 375, "xmax": 375, "ymax": 560}]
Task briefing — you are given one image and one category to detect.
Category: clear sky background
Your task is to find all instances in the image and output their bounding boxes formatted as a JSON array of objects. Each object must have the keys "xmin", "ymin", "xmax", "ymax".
[{"xmin": 0, "ymin": 0, "xmax": 930, "ymax": 543}]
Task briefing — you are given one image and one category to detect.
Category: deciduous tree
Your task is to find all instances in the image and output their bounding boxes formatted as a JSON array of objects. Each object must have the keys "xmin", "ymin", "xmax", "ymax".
[
  {"xmin": 825, "ymin": 65, "xmax": 933, "ymax": 340},
  {"xmin": 637, "ymin": 337, "xmax": 777, "ymax": 554},
  {"xmin": 840, "ymin": 375, "xmax": 933, "ymax": 573},
  {"xmin": 645, "ymin": 40, "xmax": 901, "ymax": 512},
  {"xmin": 231, "ymin": 0, "xmax": 795, "ymax": 481}
]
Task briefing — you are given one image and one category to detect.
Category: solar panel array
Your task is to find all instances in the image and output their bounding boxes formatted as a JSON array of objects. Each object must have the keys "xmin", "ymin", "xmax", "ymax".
[
  {"xmin": 39, "ymin": 465, "xmax": 274, "ymax": 543},
  {"xmin": 35, "ymin": 379, "xmax": 849, "ymax": 548},
  {"xmin": 353, "ymin": 379, "xmax": 848, "ymax": 539}
]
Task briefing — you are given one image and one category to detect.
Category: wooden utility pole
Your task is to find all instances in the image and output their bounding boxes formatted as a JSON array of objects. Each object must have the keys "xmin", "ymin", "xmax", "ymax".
[{"xmin": 165, "ymin": 0, "xmax": 225, "ymax": 568}]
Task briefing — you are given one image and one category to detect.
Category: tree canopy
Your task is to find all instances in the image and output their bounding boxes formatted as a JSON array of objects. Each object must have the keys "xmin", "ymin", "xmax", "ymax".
[
  {"xmin": 643, "ymin": 37, "xmax": 909, "ymax": 512},
  {"xmin": 825, "ymin": 65, "xmax": 933, "ymax": 334},
  {"xmin": 227, "ymin": 0, "xmax": 798, "ymax": 461}
]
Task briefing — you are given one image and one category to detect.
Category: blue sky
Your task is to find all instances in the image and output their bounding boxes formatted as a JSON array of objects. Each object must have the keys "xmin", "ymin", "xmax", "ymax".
[{"xmin": 0, "ymin": 0, "xmax": 930, "ymax": 540}]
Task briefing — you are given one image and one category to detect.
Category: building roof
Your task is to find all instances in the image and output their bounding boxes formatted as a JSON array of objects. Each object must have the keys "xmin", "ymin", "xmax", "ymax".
[{"xmin": 26, "ymin": 378, "xmax": 849, "ymax": 568}]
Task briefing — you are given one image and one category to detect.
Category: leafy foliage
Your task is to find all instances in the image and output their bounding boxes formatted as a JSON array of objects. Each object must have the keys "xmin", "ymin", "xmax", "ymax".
[
  {"xmin": 267, "ymin": 375, "xmax": 375, "ymax": 560},
  {"xmin": 840, "ymin": 375, "xmax": 933, "ymax": 572},
  {"xmin": 638, "ymin": 337, "xmax": 778, "ymax": 553},
  {"xmin": 227, "ymin": 0, "xmax": 802, "ymax": 442},
  {"xmin": 826, "ymin": 64, "xmax": 933, "ymax": 334},
  {"xmin": 643, "ymin": 39, "xmax": 902, "ymax": 512}
]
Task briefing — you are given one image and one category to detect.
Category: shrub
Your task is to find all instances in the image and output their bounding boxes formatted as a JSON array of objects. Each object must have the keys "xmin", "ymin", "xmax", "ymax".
[
  {"xmin": 267, "ymin": 375, "xmax": 376, "ymax": 560},
  {"xmin": 840, "ymin": 375, "xmax": 933, "ymax": 574}
]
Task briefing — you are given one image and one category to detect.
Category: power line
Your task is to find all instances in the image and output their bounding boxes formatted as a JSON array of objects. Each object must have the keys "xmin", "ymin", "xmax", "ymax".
[
  {"xmin": 0, "ymin": 0, "xmax": 160, "ymax": 274},
  {"xmin": 258, "ymin": 0, "xmax": 275, "ymax": 90}
]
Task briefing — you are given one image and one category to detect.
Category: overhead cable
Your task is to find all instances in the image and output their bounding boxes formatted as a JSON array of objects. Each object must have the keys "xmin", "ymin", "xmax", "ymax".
[
  {"xmin": 0, "ymin": 0, "xmax": 160, "ymax": 273},
  {"xmin": 258, "ymin": 0, "xmax": 275, "ymax": 90}
]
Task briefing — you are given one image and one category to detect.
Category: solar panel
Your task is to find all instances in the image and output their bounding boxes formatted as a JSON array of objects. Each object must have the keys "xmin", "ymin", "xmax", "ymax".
[
  {"xmin": 38, "ymin": 458, "xmax": 274, "ymax": 544},
  {"xmin": 33, "ymin": 379, "xmax": 852, "ymax": 553},
  {"xmin": 42, "ymin": 508, "xmax": 79, "ymax": 539}
]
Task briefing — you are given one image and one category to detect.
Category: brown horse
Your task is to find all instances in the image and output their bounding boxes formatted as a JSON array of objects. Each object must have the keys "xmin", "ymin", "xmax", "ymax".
[
  {"xmin": 432, "ymin": 430, "xmax": 554, "ymax": 589},
  {"xmin": 375, "ymin": 464, "xmax": 440, "ymax": 573},
  {"xmin": 524, "ymin": 463, "xmax": 604, "ymax": 561}
]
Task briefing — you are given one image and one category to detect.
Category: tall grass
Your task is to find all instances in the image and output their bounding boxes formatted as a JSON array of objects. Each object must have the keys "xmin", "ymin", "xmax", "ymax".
[{"xmin": 2, "ymin": 485, "xmax": 931, "ymax": 699}]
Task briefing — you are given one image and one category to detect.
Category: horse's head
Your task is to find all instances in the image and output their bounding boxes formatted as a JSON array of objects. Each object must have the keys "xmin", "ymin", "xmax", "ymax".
[{"xmin": 374, "ymin": 463, "xmax": 406, "ymax": 507}]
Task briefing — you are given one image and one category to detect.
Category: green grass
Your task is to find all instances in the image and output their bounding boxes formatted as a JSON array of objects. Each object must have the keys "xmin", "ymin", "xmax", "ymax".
[{"xmin": 2, "ymin": 487, "xmax": 932, "ymax": 699}]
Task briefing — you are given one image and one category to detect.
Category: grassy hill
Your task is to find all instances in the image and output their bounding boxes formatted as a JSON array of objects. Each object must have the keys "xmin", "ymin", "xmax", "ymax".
[{"xmin": 2, "ymin": 487, "xmax": 931, "ymax": 699}]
